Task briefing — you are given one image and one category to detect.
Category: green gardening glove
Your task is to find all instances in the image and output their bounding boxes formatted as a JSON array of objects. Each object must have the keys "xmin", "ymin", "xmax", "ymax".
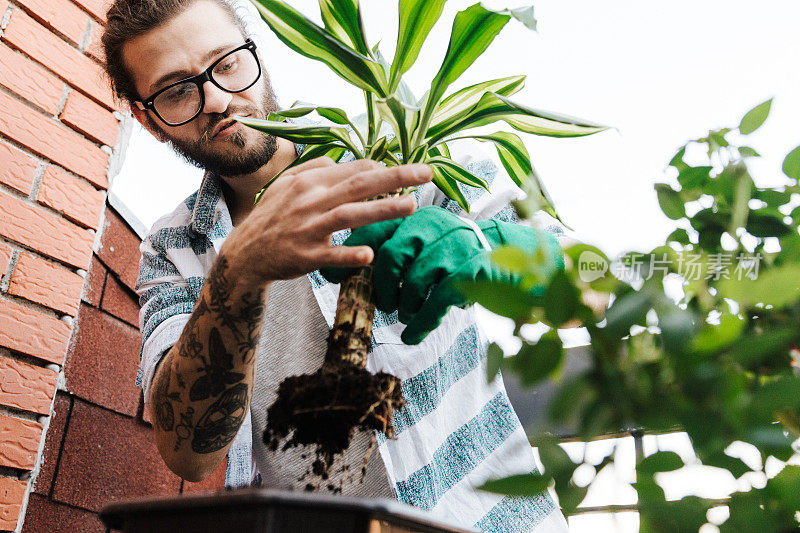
[{"xmin": 320, "ymin": 206, "xmax": 563, "ymax": 345}]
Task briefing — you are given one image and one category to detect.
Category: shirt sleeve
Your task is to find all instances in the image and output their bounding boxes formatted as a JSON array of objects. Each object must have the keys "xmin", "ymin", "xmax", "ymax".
[{"xmin": 135, "ymin": 234, "xmax": 202, "ymax": 403}]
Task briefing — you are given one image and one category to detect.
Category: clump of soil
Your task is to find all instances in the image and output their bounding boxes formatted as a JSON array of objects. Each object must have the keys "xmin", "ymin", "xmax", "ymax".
[{"xmin": 264, "ymin": 362, "xmax": 404, "ymax": 478}]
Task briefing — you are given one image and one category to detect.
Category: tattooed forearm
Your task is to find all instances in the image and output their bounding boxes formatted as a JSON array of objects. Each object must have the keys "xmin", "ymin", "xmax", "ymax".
[
  {"xmin": 154, "ymin": 363, "xmax": 175, "ymax": 431},
  {"xmin": 192, "ymin": 383, "xmax": 248, "ymax": 453},
  {"xmin": 174, "ymin": 406, "xmax": 195, "ymax": 452},
  {"xmin": 205, "ymin": 257, "xmax": 265, "ymax": 363},
  {"xmin": 151, "ymin": 253, "xmax": 267, "ymax": 477}
]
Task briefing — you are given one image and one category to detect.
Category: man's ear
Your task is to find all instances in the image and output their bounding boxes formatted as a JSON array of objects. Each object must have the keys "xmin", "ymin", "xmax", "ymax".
[{"xmin": 131, "ymin": 103, "xmax": 166, "ymax": 142}]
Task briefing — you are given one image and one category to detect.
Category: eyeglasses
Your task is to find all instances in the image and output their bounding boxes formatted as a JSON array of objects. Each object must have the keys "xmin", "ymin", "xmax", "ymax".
[{"xmin": 136, "ymin": 39, "xmax": 261, "ymax": 127}]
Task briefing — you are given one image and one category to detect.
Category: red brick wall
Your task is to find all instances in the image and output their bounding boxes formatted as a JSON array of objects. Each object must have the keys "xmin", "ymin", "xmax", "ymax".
[{"xmin": 0, "ymin": 1, "xmax": 225, "ymax": 530}]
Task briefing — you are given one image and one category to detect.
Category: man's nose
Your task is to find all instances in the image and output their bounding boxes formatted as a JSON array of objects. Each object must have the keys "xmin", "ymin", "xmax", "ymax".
[{"xmin": 202, "ymin": 80, "xmax": 233, "ymax": 115}]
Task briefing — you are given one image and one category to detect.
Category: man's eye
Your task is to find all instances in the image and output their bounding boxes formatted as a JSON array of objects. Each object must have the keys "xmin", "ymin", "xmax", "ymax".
[
  {"xmin": 215, "ymin": 58, "xmax": 238, "ymax": 74},
  {"xmin": 164, "ymin": 83, "xmax": 194, "ymax": 101}
]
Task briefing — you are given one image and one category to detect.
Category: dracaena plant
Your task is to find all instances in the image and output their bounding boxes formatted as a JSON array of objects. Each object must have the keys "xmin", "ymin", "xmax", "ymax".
[{"xmin": 241, "ymin": 0, "xmax": 606, "ymax": 472}]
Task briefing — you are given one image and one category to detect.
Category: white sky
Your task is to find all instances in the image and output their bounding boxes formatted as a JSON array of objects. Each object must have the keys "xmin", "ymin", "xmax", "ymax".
[{"xmin": 110, "ymin": 2, "xmax": 800, "ymax": 530}]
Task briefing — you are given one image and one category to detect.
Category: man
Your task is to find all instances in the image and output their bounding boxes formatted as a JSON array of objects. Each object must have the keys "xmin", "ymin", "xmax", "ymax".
[{"xmin": 103, "ymin": 0, "xmax": 569, "ymax": 530}]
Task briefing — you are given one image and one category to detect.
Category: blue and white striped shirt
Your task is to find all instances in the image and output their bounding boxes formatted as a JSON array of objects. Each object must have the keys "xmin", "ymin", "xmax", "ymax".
[{"xmin": 135, "ymin": 140, "xmax": 568, "ymax": 532}]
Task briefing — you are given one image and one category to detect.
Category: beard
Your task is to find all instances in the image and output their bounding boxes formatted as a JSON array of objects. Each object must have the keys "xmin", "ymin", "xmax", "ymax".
[{"xmin": 152, "ymin": 79, "xmax": 280, "ymax": 177}]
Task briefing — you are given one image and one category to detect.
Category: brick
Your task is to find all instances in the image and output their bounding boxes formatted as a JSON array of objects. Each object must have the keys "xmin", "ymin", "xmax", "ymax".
[
  {"xmin": 23, "ymin": 494, "xmax": 105, "ymax": 533},
  {"xmin": 52, "ymin": 399, "xmax": 181, "ymax": 512},
  {"xmin": 37, "ymin": 165, "xmax": 104, "ymax": 229},
  {"xmin": 60, "ymin": 90, "xmax": 119, "ymax": 147},
  {"xmin": 0, "ymin": 477, "xmax": 26, "ymax": 531},
  {"xmin": 71, "ymin": 0, "xmax": 109, "ymax": 22},
  {"xmin": 0, "ymin": 192, "xmax": 94, "ymax": 270},
  {"xmin": 0, "ymin": 142, "xmax": 38, "ymax": 196},
  {"xmin": 66, "ymin": 306, "xmax": 140, "ymax": 415},
  {"xmin": 0, "ymin": 91, "xmax": 108, "ymax": 188},
  {"xmin": 101, "ymin": 273, "xmax": 139, "ymax": 327},
  {"xmin": 33, "ymin": 393, "xmax": 70, "ymax": 496},
  {"xmin": 85, "ymin": 21, "xmax": 103, "ymax": 63},
  {"xmin": 97, "ymin": 209, "xmax": 141, "ymax": 291},
  {"xmin": 0, "ymin": 356, "xmax": 57, "ymax": 415},
  {"xmin": 0, "ymin": 43, "xmax": 64, "ymax": 115},
  {"xmin": 0, "ymin": 297, "xmax": 71, "ymax": 365},
  {"xmin": 0, "ymin": 414, "xmax": 43, "ymax": 470},
  {"xmin": 82, "ymin": 256, "xmax": 106, "ymax": 306},
  {"xmin": 0, "ymin": 244, "xmax": 11, "ymax": 277},
  {"xmin": 15, "ymin": 0, "xmax": 90, "ymax": 45},
  {"xmin": 182, "ymin": 457, "xmax": 227, "ymax": 493},
  {"xmin": 8, "ymin": 252, "xmax": 85, "ymax": 316},
  {"xmin": 2, "ymin": 8, "xmax": 114, "ymax": 110}
]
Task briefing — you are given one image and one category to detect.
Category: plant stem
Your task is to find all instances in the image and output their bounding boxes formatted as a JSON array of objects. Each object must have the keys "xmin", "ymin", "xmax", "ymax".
[{"xmin": 325, "ymin": 265, "xmax": 376, "ymax": 368}]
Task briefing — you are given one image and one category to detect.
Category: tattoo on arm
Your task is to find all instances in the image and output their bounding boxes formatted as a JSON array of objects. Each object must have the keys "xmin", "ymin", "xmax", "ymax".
[
  {"xmin": 154, "ymin": 363, "xmax": 175, "ymax": 432},
  {"xmin": 192, "ymin": 383, "xmax": 248, "ymax": 454}
]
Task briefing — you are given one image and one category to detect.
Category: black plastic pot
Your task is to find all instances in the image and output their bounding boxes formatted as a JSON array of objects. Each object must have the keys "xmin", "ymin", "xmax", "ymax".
[{"xmin": 100, "ymin": 488, "xmax": 478, "ymax": 533}]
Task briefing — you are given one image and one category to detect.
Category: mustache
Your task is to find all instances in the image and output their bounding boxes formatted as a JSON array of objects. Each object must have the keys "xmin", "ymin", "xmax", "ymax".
[{"xmin": 200, "ymin": 105, "xmax": 264, "ymax": 144}]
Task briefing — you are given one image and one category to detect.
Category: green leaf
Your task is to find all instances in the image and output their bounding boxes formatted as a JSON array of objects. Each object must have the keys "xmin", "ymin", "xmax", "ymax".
[
  {"xmin": 456, "ymin": 279, "xmax": 538, "ymax": 320},
  {"xmin": 251, "ymin": 0, "xmax": 387, "ymax": 95},
  {"xmin": 544, "ymin": 270, "xmax": 580, "ymax": 326},
  {"xmin": 782, "ymin": 145, "xmax": 800, "ymax": 181},
  {"xmin": 677, "ymin": 166, "xmax": 711, "ymax": 190},
  {"xmin": 746, "ymin": 210, "xmax": 791, "ymax": 238},
  {"xmin": 655, "ymin": 183, "xmax": 685, "ymax": 220},
  {"xmin": 727, "ymin": 326, "xmax": 797, "ymax": 367},
  {"xmin": 238, "ymin": 116, "xmax": 360, "ymax": 153},
  {"xmin": 254, "ymin": 142, "xmax": 347, "ymax": 203},
  {"xmin": 426, "ymin": 92, "xmax": 607, "ymax": 146},
  {"xmin": 430, "ymin": 166, "xmax": 470, "ymax": 212},
  {"xmin": 425, "ymin": 3, "xmax": 513, "ymax": 123},
  {"xmin": 603, "ymin": 291, "xmax": 651, "ymax": 339},
  {"xmin": 739, "ymin": 98, "xmax": 772, "ymax": 135},
  {"xmin": 509, "ymin": 333, "xmax": 564, "ymax": 386},
  {"xmin": 389, "ymin": 0, "xmax": 446, "ymax": 89},
  {"xmin": 458, "ymin": 131, "xmax": 532, "ymax": 187},
  {"xmin": 427, "ymin": 156, "xmax": 489, "ymax": 190},
  {"xmin": 659, "ymin": 309, "xmax": 695, "ymax": 355},
  {"xmin": 431, "ymin": 75, "xmax": 526, "ymax": 136},
  {"xmin": 486, "ymin": 342, "xmax": 504, "ymax": 383},
  {"xmin": 717, "ymin": 263, "xmax": 800, "ymax": 309},
  {"xmin": 753, "ymin": 375, "xmax": 800, "ymax": 414},
  {"xmin": 375, "ymin": 95, "xmax": 420, "ymax": 160},
  {"xmin": 491, "ymin": 245, "xmax": 529, "ymax": 272},
  {"xmin": 638, "ymin": 451, "xmax": 685, "ymax": 476},
  {"xmin": 478, "ymin": 472, "xmax": 551, "ymax": 497},
  {"xmin": 739, "ymin": 146, "xmax": 761, "ymax": 158},
  {"xmin": 692, "ymin": 313, "xmax": 746, "ymax": 354},
  {"xmin": 666, "ymin": 228, "xmax": 691, "ymax": 245},
  {"xmin": 317, "ymin": 0, "xmax": 369, "ymax": 54}
]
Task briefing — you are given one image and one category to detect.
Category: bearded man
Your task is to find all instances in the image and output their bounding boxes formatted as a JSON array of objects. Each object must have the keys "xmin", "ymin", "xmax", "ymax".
[{"xmin": 102, "ymin": 0, "xmax": 569, "ymax": 530}]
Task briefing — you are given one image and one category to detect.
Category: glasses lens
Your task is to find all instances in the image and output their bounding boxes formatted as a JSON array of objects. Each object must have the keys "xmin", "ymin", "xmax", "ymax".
[
  {"xmin": 211, "ymin": 48, "xmax": 259, "ymax": 92},
  {"xmin": 153, "ymin": 82, "xmax": 202, "ymax": 125}
]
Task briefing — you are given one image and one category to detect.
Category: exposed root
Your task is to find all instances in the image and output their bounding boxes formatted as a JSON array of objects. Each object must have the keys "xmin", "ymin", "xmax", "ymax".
[{"xmin": 264, "ymin": 364, "xmax": 404, "ymax": 480}]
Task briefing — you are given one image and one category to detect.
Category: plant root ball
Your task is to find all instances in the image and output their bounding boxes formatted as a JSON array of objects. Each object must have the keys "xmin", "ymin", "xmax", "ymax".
[{"xmin": 264, "ymin": 364, "xmax": 405, "ymax": 477}]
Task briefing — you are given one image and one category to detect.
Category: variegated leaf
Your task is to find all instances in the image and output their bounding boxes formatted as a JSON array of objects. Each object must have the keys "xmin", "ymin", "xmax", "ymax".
[
  {"xmin": 427, "ymin": 92, "xmax": 607, "ymax": 145},
  {"xmin": 427, "ymin": 156, "xmax": 489, "ymax": 191},
  {"xmin": 237, "ymin": 116, "xmax": 360, "ymax": 154},
  {"xmin": 318, "ymin": 0, "xmax": 369, "ymax": 55},
  {"xmin": 390, "ymin": 0, "xmax": 446, "ymax": 90},
  {"xmin": 251, "ymin": 0, "xmax": 387, "ymax": 96},
  {"xmin": 430, "ymin": 75, "xmax": 525, "ymax": 136},
  {"xmin": 376, "ymin": 95, "xmax": 420, "ymax": 161},
  {"xmin": 431, "ymin": 166, "xmax": 471, "ymax": 212}
]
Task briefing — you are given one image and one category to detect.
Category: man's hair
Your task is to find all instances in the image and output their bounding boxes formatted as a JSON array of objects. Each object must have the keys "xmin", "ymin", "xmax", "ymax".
[{"xmin": 102, "ymin": 0, "xmax": 247, "ymax": 106}]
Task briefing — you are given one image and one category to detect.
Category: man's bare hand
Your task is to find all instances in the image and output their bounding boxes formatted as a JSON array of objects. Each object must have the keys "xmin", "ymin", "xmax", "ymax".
[{"xmin": 222, "ymin": 158, "xmax": 432, "ymax": 283}]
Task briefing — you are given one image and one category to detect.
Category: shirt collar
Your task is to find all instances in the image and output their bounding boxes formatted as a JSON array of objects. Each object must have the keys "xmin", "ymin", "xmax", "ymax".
[{"xmin": 189, "ymin": 171, "xmax": 226, "ymax": 236}]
